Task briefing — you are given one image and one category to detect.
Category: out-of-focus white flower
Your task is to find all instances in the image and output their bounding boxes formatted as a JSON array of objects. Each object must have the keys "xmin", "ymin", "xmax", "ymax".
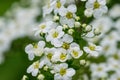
[
  {"xmin": 115, "ymin": 19, "xmax": 120, "ymax": 33},
  {"xmin": 25, "ymin": 41, "xmax": 45, "ymax": 60},
  {"xmin": 53, "ymin": 63, "xmax": 75, "ymax": 80},
  {"xmin": 85, "ymin": 0, "xmax": 108, "ymax": 18},
  {"xmin": 90, "ymin": 63, "xmax": 108, "ymax": 78},
  {"xmin": 84, "ymin": 42, "xmax": 102, "ymax": 57},
  {"xmin": 109, "ymin": 70, "xmax": 120, "ymax": 80},
  {"xmin": 109, "ymin": 4, "xmax": 120, "ymax": 18}
]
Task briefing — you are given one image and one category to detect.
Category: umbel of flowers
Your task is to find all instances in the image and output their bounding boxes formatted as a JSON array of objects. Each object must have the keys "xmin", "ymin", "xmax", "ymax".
[{"xmin": 24, "ymin": 0, "xmax": 107, "ymax": 80}]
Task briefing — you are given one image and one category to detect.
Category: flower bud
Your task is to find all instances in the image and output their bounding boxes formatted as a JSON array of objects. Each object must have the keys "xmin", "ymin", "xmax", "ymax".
[
  {"xmin": 80, "ymin": 60, "xmax": 86, "ymax": 65},
  {"xmin": 82, "ymin": 23, "xmax": 87, "ymax": 28},
  {"xmin": 63, "ymin": 24, "xmax": 68, "ymax": 30},
  {"xmin": 75, "ymin": 22, "xmax": 81, "ymax": 28},
  {"xmin": 37, "ymin": 74, "xmax": 45, "ymax": 80},
  {"xmin": 84, "ymin": 9, "xmax": 93, "ymax": 17},
  {"xmin": 85, "ymin": 25, "xmax": 92, "ymax": 32},
  {"xmin": 75, "ymin": 16, "xmax": 80, "ymax": 21},
  {"xmin": 94, "ymin": 28, "xmax": 101, "ymax": 35},
  {"xmin": 22, "ymin": 75, "xmax": 28, "ymax": 80},
  {"xmin": 68, "ymin": 29, "xmax": 74, "ymax": 35},
  {"xmin": 53, "ymin": 15, "xmax": 59, "ymax": 21},
  {"xmin": 43, "ymin": 66, "xmax": 48, "ymax": 71}
]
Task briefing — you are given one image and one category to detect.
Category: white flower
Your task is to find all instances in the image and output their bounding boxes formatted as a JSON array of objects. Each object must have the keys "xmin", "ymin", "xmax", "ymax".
[
  {"xmin": 60, "ymin": 4, "xmax": 77, "ymax": 28},
  {"xmin": 43, "ymin": 0, "xmax": 66, "ymax": 17},
  {"xmin": 61, "ymin": 34, "xmax": 73, "ymax": 49},
  {"xmin": 83, "ymin": 42, "xmax": 102, "ymax": 57},
  {"xmin": 53, "ymin": 48, "xmax": 69, "ymax": 62},
  {"xmin": 44, "ymin": 47, "xmax": 56, "ymax": 61},
  {"xmin": 25, "ymin": 41, "xmax": 45, "ymax": 60},
  {"xmin": 85, "ymin": 0, "xmax": 108, "ymax": 18},
  {"xmin": 53, "ymin": 63, "xmax": 75, "ymax": 80},
  {"xmin": 46, "ymin": 26, "xmax": 64, "ymax": 47},
  {"xmin": 69, "ymin": 47, "xmax": 83, "ymax": 59},
  {"xmin": 34, "ymin": 21, "xmax": 53, "ymax": 36},
  {"xmin": 27, "ymin": 61, "xmax": 42, "ymax": 76},
  {"xmin": 109, "ymin": 71, "xmax": 120, "ymax": 80},
  {"xmin": 90, "ymin": 63, "xmax": 108, "ymax": 78}
]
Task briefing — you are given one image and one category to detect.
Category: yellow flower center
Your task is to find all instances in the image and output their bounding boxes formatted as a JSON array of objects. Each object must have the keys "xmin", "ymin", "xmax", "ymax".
[
  {"xmin": 47, "ymin": 53, "xmax": 53, "ymax": 60},
  {"xmin": 72, "ymin": 50, "xmax": 79, "ymax": 57},
  {"xmin": 104, "ymin": 45, "xmax": 109, "ymax": 51},
  {"xmin": 89, "ymin": 45, "xmax": 95, "ymax": 51},
  {"xmin": 40, "ymin": 25, "xmax": 46, "ymax": 29},
  {"xmin": 97, "ymin": 67, "xmax": 102, "ymax": 71},
  {"xmin": 52, "ymin": 31, "xmax": 59, "ymax": 38},
  {"xmin": 60, "ymin": 53, "xmax": 66, "ymax": 60},
  {"xmin": 62, "ymin": 43, "xmax": 70, "ymax": 49},
  {"xmin": 34, "ymin": 44, "xmax": 38, "ymax": 48},
  {"xmin": 60, "ymin": 68, "xmax": 66, "ymax": 76},
  {"xmin": 34, "ymin": 62, "xmax": 39, "ymax": 69},
  {"xmin": 66, "ymin": 12, "xmax": 73, "ymax": 19},
  {"xmin": 94, "ymin": 1, "xmax": 100, "ymax": 9},
  {"xmin": 56, "ymin": 1, "xmax": 61, "ymax": 8}
]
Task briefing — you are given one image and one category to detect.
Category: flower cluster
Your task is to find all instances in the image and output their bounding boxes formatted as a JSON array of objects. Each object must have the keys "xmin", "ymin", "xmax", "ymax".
[
  {"xmin": 24, "ymin": 0, "xmax": 107, "ymax": 80},
  {"xmin": 0, "ymin": 0, "xmax": 44, "ymax": 64},
  {"xmin": 84, "ymin": 4, "xmax": 120, "ymax": 80}
]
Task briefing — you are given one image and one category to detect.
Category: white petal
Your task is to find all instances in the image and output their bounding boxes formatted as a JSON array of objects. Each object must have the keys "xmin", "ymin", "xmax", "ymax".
[
  {"xmin": 60, "ymin": 63, "xmax": 68, "ymax": 68},
  {"xmin": 38, "ymin": 41, "xmax": 45, "ymax": 48},
  {"xmin": 97, "ymin": 0, "xmax": 106, "ymax": 5},
  {"xmin": 83, "ymin": 47, "xmax": 91, "ymax": 53},
  {"xmin": 51, "ymin": 39, "xmax": 63, "ymax": 47},
  {"xmin": 59, "ymin": 7, "xmax": 67, "ymax": 16},
  {"xmin": 27, "ymin": 65, "xmax": 34, "ymax": 73},
  {"xmin": 93, "ymin": 9, "xmax": 102, "ymax": 18},
  {"xmin": 32, "ymin": 69, "xmax": 39, "ymax": 76},
  {"xmin": 28, "ymin": 53, "xmax": 35, "ymax": 60},
  {"xmin": 25, "ymin": 44, "xmax": 34, "ymax": 54},
  {"xmin": 96, "ymin": 46, "xmax": 102, "ymax": 51},
  {"xmin": 85, "ymin": 2, "xmax": 93, "ymax": 9},
  {"xmin": 67, "ymin": 4, "xmax": 77, "ymax": 13},
  {"xmin": 62, "ymin": 34, "xmax": 73, "ymax": 43},
  {"xmin": 67, "ymin": 19, "xmax": 75, "ymax": 28},
  {"xmin": 54, "ymin": 74, "xmax": 62, "ymax": 80},
  {"xmin": 100, "ymin": 6, "xmax": 108, "ymax": 13},
  {"xmin": 70, "ymin": 42, "xmax": 79, "ymax": 48},
  {"xmin": 66, "ymin": 68, "xmax": 75, "ymax": 77}
]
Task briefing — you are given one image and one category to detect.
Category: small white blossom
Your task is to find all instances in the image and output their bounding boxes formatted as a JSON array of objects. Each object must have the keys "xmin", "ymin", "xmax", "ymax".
[
  {"xmin": 25, "ymin": 41, "xmax": 45, "ymax": 60},
  {"xmin": 46, "ymin": 26, "xmax": 64, "ymax": 47},
  {"xmin": 85, "ymin": 0, "xmax": 108, "ymax": 18},
  {"xmin": 27, "ymin": 61, "xmax": 41, "ymax": 76},
  {"xmin": 83, "ymin": 42, "xmax": 102, "ymax": 57},
  {"xmin": 53, "ymin": 63, "xmax": 76, "ymax": 80}
]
